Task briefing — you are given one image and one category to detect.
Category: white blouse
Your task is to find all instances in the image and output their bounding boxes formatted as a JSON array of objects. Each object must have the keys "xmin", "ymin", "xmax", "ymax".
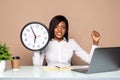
[{"xmin": 32, "ymin": 39, "xmax": 98, "ymax": 67}]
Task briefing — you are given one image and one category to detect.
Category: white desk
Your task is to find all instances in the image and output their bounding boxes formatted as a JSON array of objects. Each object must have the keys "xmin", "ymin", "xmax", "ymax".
[{"xmin": 0, "ymin": 66, "xmax": 120, "ymax": 80}]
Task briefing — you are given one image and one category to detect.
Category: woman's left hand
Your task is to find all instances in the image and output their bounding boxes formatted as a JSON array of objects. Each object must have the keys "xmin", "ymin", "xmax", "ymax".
[{"xmin": 91, "ymin": 31, "xmax": 101, "ymax": 45}]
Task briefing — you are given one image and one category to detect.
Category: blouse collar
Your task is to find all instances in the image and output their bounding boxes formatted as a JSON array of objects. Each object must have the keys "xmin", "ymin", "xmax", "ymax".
[{"xmin": 51, "ymin": 37, "xmax": 67, "ymax": 42}]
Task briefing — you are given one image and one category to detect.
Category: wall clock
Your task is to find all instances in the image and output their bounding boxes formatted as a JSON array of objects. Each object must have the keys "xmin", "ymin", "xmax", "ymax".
[{"xmin": 20, "ymin": 22, "xmax": 49, "ymax": 51}]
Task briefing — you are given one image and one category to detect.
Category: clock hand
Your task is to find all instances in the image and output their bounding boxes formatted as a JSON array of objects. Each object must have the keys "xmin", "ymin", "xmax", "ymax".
[
  {"xmin": 31, "ymin": 27, "xmax": 36, "ymax": 37},
  {"xmin": 31, "ymin": 27, "xmax": 37, "ymax": 44},
  {"xmin": 33, "ymin": 38, "xmax": 36, "ymax": 44}
]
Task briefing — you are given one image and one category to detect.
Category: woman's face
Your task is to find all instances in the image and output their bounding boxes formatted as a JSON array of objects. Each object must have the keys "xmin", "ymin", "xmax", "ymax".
[{"xmin": 54, "ymin": 21, "xmax": 66, "ymax": 42}]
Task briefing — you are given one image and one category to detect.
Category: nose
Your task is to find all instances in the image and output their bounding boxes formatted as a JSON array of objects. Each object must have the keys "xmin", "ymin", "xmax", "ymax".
[{"xmin": 57, "ymin": 26, "xmax": 62, "ymax": 31}]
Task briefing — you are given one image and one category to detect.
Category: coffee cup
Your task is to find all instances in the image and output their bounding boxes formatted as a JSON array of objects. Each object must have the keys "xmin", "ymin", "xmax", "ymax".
[{"xmin": 11, "ymin": 56, "xmax": 20, "ymax": 71}]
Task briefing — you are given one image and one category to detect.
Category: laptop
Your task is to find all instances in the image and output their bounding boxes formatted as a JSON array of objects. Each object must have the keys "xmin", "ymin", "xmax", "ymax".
[{"xmin": 71, "ymin": 47, "xmax": 120, "ymax": 74}]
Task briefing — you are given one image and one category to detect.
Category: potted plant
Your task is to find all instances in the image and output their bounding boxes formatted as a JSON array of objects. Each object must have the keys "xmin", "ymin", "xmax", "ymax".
[{"xmin": 0, "ymin": 43, "xmax": 12, "ymax": 72}]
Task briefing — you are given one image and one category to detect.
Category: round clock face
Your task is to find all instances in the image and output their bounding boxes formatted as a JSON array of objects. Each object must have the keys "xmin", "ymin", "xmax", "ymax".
[{"xmin": 20, "ymin": 22, "xmax": 49, "ymax": 51}]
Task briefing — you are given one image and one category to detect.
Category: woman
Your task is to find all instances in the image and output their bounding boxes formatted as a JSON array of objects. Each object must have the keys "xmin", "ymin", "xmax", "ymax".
[{"xmin": 33, "ymin": 15, "xmax": 100, "ymax": 67}]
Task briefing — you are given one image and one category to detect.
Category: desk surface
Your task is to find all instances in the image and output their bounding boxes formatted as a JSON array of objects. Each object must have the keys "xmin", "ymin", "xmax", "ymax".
[{"xmin": 0, "ymin": 66, "xmax": 120, "ymax": 80}]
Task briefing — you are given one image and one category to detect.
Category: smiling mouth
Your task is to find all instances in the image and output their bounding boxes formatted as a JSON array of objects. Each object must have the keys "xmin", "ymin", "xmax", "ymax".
[{"xmin": 57, "ymin": 32, "xmax": 62, "ymax": 36}]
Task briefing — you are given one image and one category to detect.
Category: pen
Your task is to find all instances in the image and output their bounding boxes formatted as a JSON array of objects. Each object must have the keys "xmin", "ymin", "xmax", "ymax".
[{"xmin": 55, "ymin": 66, "xmax": 60, "ymax": 68}]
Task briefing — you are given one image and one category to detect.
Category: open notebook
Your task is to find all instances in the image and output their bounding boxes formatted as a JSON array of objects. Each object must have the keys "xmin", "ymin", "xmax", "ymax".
[{"xmin": 71, "ymin": 47, "xmax": 120, "ymax": 73}]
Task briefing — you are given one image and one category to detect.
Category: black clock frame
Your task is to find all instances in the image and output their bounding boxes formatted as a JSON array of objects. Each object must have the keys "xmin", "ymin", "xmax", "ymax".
[{"xmin": 20, "ymin": 21, "xmax": 50, "ymax": 51}]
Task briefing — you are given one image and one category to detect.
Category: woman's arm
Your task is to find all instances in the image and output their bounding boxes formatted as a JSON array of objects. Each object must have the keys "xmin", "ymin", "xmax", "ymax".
[
  {"xmin": 89, "ymin": 31, "xmax": 101, "ymax": 61},
  {"xmin": 71, "ymin": 53, "xmax": 89, "ymax": 66},
  {"xmin": 32, "ymin": 51, "xmax": 45, "ymax": 66},
  {"xmin": 71, "ymin": 31, "xmax": 101, "ymax": 65}
]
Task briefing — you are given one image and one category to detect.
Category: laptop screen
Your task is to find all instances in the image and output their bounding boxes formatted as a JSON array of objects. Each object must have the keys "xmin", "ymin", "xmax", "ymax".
[
  {"xmin": 71, "ymin": 47, "xmax": 120, "ymax": 73},
  {"xmin": 87, "ymin": 47, "xmax": 120, "ymax": 73}
]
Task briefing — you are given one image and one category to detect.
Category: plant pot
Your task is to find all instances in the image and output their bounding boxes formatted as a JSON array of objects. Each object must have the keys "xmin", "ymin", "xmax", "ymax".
[{"xmin": 0, "ymin": 60, "xmax": 6, "ymax": 72}]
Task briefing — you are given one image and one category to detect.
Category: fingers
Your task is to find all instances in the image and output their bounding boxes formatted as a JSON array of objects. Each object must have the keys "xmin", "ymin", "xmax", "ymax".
[
  {"xmin": 91, "ymin": 30, "xmax": 101, "ymax": 45},
  {"xmin": 92, "ymin": 30, "xmax": 100, "ymax": 38}
]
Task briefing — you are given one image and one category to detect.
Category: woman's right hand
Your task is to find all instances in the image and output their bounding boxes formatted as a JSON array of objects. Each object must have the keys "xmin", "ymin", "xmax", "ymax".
[{"xmin": 91, "ymin": 31, "xmax": 101, "ymax": 45}]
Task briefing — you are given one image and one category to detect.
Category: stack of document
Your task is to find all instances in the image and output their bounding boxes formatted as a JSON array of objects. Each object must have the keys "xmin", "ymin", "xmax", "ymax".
[{"xmin": 41, "ymin": 66, "xmax": 73, "ymax": 71}]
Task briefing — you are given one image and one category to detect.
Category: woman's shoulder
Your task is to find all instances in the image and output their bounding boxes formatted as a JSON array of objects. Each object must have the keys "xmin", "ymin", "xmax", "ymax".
[
  {"xmin": 68, "ymin": 39, "xmax": 76, "ymax": 42},
  {"xmin": 68, "ymin": 39, "xmax": 77, "ymax": 44}
]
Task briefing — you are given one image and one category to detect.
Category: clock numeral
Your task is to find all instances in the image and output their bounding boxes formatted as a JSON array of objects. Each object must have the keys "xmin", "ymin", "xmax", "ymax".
[
  {"xmin": 30, "ymin": 25, "xmax": 34, "ymax": 27},
  {"xmin": 43, "ymin": 31, "xmax": 46, "ymax": 34},
  {"xmin": 25, "ymin": 38, "xmax": 27, "ymax": 42},
  {"xmin": 42, "ymin": 42, "xmax": 44, "ymax": 44},
  {"xmin": 41, "ymin": 27, "xmax": 43, "ymax": 30},
  {"xmin": 26, "ymin": 29, "xmax": 30, "ymax": 32},
  {"xmin": 28, "ymin": 43, "xmax": 30, "ymax": 46},
  {"xmin": 37, "ymin": 45, "xmax": 40, "ymax": 48},
  {"xmin": 24, "ymin": 33, "xmax": 27, "ymax": 36},
  {"xmin": 33, "ymin": 45, "xmax": 35, "ymax": 48},
  {"xmin": 44, "ymin": 37, "xmax": 47, "ymax": 40},
  {"xmin": 35, "ymin": 24, "xmax": 39, "ymax": 28}
]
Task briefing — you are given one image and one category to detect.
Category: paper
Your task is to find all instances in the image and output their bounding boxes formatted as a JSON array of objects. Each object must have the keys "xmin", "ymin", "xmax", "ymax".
[{"xmin": 41, "ymin": 66, "xmax": 73, "ymax": 71}]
